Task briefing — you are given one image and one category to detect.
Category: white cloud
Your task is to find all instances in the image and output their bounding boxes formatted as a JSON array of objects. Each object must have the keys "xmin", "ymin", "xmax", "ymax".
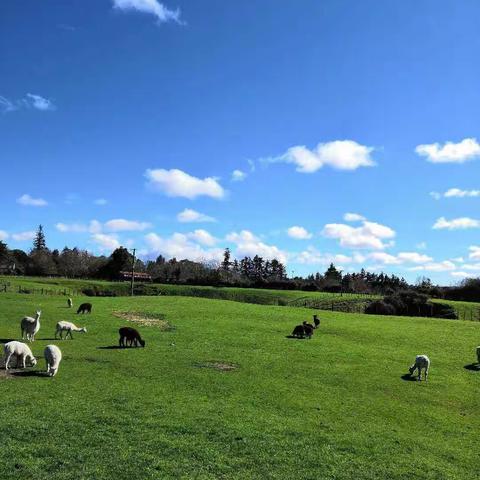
[
  {"xmin": 0, "ymin": 230, "xmax": 9, "ymax": 241},
  {"xmin": 112, "ymin": 0, "xmax": 182, "ymax": 23},
  {"xmin": 287, "ymin": 226, "xmax": 312, "ymax": 240},
  {"xmin": 104, "ymin": 219, "xmax": 152, "ymax": 232},
  {"xmin": 17, "ymin": 194, "xmax": 48, "ymax": 207},
  {"xmin": 268, "ymin": 140, "xmax": 375, "ymax": 173},
  {"xmin": 177, "ymin": 208, "xmax": 215, "ymax": 223},
  {"xmin": 458, "ymin": 262, "xmax": 480, "ymax": 272},
  {"xmin": 450, "ymin": 271, "xmax": 478, "ymax": 279},
  {"xmin": 416, "ymin": 242, "xmax": 427, "ymax": 250},
  {"xmin": 430, "ymin": 191, "xmax": 441, "ymax": 200},
  {"xmin": 145, "ymin": 168, "xmax": 225, "ymax": 199},
  {"xmin": 295, "ymin": 247, "xmax": 352, "ymax": 265},
  {"xmin": 226, "ymin": 230, "xmax": 288, "ymax": 263},
  {"xmin": 409, "ymin": 261, "xmax": 456, "ymax": 272},
  {"xmin": 469, "ymin": 246, "xmax": 480, "ymax": 260},
  {"xmin": 416, "ymin": 138, "xmax": 480, "ymax": 164},
  {"xmin": 94, "ymin": 198, "xmax": 108, "ymax": 205},
  {"xmin": 144, "ymin": 232, "xmax": 223, "ymax": 262},
  {"xmin": 433, "ymin": 217, "xmax": 480, "ymax": 230},
  {"xmin": 186, "ymin": 229, "xmax": 217, "ymax": 247},
  {"xmin": 231, "ymin": 169, "xmax": 247, "ymax": 182},
  {"xmin": 444, "ymin": 188, "xmax": 480, "ymax": 198},
  {"xmin": 55, "ymin": 220, "xmax": 103, "ymax": 234},
  {"xmin": 25, "ymin": 93, "xmax": 55, "ymax": 111},
  {"xmin": 11, "ymin": 231, "xmax": 36, "ymax": 241},
  {"xmin": 0, "ymin": 96, "xmax": 16, "ymax": 113},
  {"xmin": 322, "ymin": 219, "xmax": 395, "ymax": 250},
  {"xmin": 91, "ymin": 233, "xmax": 120, "ymax": 252},
  {"xmin": 343, "ymin": 213, "xmax": 366, "ymax": 222},
  {"xmin": 397, "ymin": 252, "xmax": 433, "ymax": 264},
  {"xmin": 367, "ymin": 252, "xmax": 401, "ymax": 265}
]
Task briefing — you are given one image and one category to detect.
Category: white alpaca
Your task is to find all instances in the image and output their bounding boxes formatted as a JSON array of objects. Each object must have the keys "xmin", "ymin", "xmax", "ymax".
[
  {"xmin": 67, "ymin": 298, "xmax": 73, "ymax": 308},
  {"xmin": 409, "ymin": 354, "xmax": 430, "ymax": 382},
  {"xmin": 44, "ymin": 345, "xmax": 62, "ymax": 377},
  {"xmin": 55, "ymin": 321, "xmax": 87, "ymax": 340},
  {"xmin": 476, "ymin": 346, "xmax": 480, "ymax": 364},
  {"xmin": 20, "ymin": 310, "xmax": 41, "ymax": 342},
  {"xmin": 3, "ymin": 341, "xmax": 37, "ymax": 370}
]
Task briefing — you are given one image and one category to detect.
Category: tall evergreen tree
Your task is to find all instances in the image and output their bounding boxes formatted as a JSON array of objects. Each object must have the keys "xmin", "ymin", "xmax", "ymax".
[
  {"xmin": 222, "ymin": 248, "xmax": 231, "ymax": 271},
  {"xmin": 32, "ymin": 225, "xmax": 47, "ymax": 251}
]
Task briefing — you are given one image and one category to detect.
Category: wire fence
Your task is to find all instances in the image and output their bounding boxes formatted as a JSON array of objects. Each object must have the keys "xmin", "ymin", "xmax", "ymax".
[{"xmin": 0, "ymin": 283, "xmax": 82, "ymax": 296}]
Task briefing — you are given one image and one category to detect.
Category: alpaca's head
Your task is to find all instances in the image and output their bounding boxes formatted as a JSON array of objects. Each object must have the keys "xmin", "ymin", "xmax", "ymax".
[
  {"xmin": 139, "ymin": 339, "xmax": 146, "ymax": 347},
  {"xmin": 36, "ymin": 310, "xmax": 42, "ymax": 317},
  {"xmin": 81, "ymin": 327, "xmax": 87, "ymax": 333},
  {"xmin": 408, "ymin": 365, "xmax": 415, "ymax": 375},
  {"xmin": 29, "ymin": 356, "xmax": 37, "ymax": 367}
]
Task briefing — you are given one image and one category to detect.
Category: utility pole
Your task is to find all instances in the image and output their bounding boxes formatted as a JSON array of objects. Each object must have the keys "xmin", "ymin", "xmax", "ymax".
[{"xmin": 130, "ymin": 248, "xmax": 136, "ymax": 297}]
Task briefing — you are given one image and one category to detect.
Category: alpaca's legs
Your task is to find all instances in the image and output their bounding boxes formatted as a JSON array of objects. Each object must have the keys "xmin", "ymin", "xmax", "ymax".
[
  {"xmin": 5, "ymin": 354, "xmax": 12, "ymax": 370},
  {"xmin": 21, "ymin": 355, "xmax": 26, "ymax": 369},
  {"xmin": 424, "ymin": 368, "xmax": 428, "ymax": 382}
]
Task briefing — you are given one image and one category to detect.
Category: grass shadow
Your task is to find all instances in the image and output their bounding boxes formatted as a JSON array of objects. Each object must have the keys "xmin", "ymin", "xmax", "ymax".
[
  {"xmin": 285, "ymin": 335, "xmax": 308, "ymax": 340},
  {"xmin": 401, "ymin": 373, "xmax": 418, "ymax": 382},
  {"xmin": 37, "ymin": 338, "xmax": 58, "ymax": 341},
  {"xmin": 97, "ymin": 346, "xmax": 124, "ymax": 350},
  {"xmin": 10, "ymin": 370, "xmax": 48, "ymax": 378},
  {"xmin": 464, "ymin": 363, "xmax": 480, "ymax": 371}
]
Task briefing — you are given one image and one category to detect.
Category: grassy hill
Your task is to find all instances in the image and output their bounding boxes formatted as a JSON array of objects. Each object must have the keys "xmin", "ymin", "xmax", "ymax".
[{"xmin": 0, "ymin": 291, "xmax": 479, "ymax": 479}]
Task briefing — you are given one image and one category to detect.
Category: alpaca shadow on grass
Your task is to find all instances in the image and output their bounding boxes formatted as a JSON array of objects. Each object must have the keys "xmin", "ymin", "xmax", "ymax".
[
  {"xmin": 401, "ymin": 373, "xmax": 418, "ymax": 382},
  {"xmin": 285, "ymin": 335, "xmax": 308, "ymax": 340},
  {"xmin": 97, "ymin": 345, "xmax": 124, "ymax": 350},
  {"xmin": 464, "ymin": 363, "xmax": 480, "ymax": 372},
  {"xmin": 37, "ymin": 338, "xmax": 57, "ymax": 341},
  {"xmin": 10, "ymin": 370, "xmax": 48, "ymax": 378},
  {"xmin": 0, "ymin": 338, "xmax": 15, "ymax": 344}
]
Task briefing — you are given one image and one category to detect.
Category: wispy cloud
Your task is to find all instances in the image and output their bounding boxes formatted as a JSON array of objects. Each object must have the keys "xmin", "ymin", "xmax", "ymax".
[
  {"xmin": 177, "ymin": 208, "xmax": 216, "ymax": 223},
  {"xmin": 94, "ymin": 198, "xmax": 108, "ymax": 205},
  {"xmin": 231, "ymin": 169, "xmax": 247, "ymax": 182},
  {"xmin": 112, "ymin": 0, "xmax": 182, "ymax": 24},
  {"xmin": 104, "ymin": 219, "xmax": 152, "ymax": 232},
  {"xmin": 264, "ymin": 140, "xmax": 376, "ymax": 173},
  {"xmin": 416, "ymin": 138, "xmax": 480, "ymax": 164},
  {"xmin": 433, "ymin": 217, "xmax": 480, "ymax": 230},
  {"xmin": 145, "ymin": 168, "xmax": 225, "ymax": 200},
  {"xmin": 1, "ymin": 93, "xmax": 55, "ymax": 113},
  {"xmin": 17, "ymin": 194, "xmax": 48, "ymax": 207}
]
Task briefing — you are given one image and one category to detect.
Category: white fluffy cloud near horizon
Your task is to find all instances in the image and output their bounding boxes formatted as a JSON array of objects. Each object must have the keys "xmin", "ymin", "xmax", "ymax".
[
  {"xmin": 145, "ymin": 168, "xmax": 225, "ymax": 200},
  {"xmin": 177, "ymin": 208, "xmax": 216, "ymax": 223},
  {"xmin": 287, "ymin": 226, "xmax": 312, "ymax": 240},
  {"xmin": 416, "ymin": 137, "xmax": 480, "ymax": 163},
  {"xmin": 433, "ymin": 217, "xmax": 480, "ymax": 230},
  {"xmin": 17, "ymin": 194, "xmax": 48, "ymax": 207},
  {"xmin": 226, "ymin": 230, "xmax": 288, "ymax": 264},
  {"xmin": 266, "ymin": 140, "xmax": 376, "ymax": 173}
]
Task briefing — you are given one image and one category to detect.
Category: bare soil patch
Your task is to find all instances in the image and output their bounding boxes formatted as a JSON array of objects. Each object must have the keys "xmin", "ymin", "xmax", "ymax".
[
  {"xmin": 113, "ymin": 311, "xmax": 174, "ymax": 330},
  {"xmin": 194, "ymin": 361, "xmax": 239, "ymax": 372}
]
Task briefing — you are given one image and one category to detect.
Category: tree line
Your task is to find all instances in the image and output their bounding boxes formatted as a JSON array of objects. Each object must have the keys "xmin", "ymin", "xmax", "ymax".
[{"xmin": 0, "ymin": 224, "xmax": 459, "ymax": 296}]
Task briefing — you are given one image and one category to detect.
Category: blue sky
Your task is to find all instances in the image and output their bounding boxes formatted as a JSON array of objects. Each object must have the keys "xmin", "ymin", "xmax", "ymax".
[{"xmin": 1, "ymin": 0, "xmax": 480, "ymax": 284}]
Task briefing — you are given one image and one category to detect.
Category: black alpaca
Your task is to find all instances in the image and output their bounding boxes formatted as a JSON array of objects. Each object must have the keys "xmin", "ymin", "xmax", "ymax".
[
  {"xmin": 119, "ymin": 327, "xmax": 145, "ymax": 348},
  {"xmin": 302, "ymin": 321, "xmax": 314, "ymax": 339},
  {"xmin": 77, "ymin": 302, "xmax": 92, "ymax": 314},
  {"xmin": 291, "ymin": 324, "xmax": 305, "ymax": 338},
  {"xmin": 313, "ymin": 315, "xmax": 320, "ymax": 328}
]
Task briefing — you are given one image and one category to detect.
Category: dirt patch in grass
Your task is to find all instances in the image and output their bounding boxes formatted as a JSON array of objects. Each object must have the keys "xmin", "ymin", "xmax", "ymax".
[
  {"xmin": 194, "ymin": 361, "xmax": 239, "ymax": 372},
  {"xmin": 113, "ymin": 311, "xmax": 174, "ymax": 330}
]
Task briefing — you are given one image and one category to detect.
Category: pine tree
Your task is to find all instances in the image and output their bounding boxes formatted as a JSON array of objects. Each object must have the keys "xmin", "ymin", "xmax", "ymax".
[
  {"xmin": 32, "ymin": 225, "xmax": 47, "ymax": 251},
  {"xmin": 222, "ymin": 248, "xmax": 231, "ymax": 271}
]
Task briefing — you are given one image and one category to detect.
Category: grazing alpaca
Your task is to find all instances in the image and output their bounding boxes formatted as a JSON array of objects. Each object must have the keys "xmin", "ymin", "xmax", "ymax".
[
  {"xmin": 55, "ymin": 321, "xmax": 87, "ymax": 340},
  {"xmin": 303, "ymin": 323, "xmax": 314, "ymax": 339},
  {"xmin": 119, "ymin": 327, "xmax": 145, "ymax": 348},
  {"xmin": 3, "ymin": 341, "xmax": 37, "ymax": 370},
  {"xmin": 291, "ymin": 324, "xmax": 305, "ymax": 338},
  {"xmin": 20, "ymin": 310, "xmax": 41, "ymax": 342},
  {"xmin": 67, "ymin": 298, "xmax": 73, "ymax": 308},
  {"xmin": 313, "ymin": 315, "xmax": 320, "ymax": 328},
  {"xmin": 409, "ymin": 354, "xmax": 430, "ymax": 382},
  {"xmin": 44, "ymin": 345, "xmax": 62, "ymax": 376},
  {"xmin": 77, "ymin": 303, "xmax": 92, "ymax": 314},
  {"xmin": 476, "ymin": 346, "xmax": 480, "ymax": 364}
]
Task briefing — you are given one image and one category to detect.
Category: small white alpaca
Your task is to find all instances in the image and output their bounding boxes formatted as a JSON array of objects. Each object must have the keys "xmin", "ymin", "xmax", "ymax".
[
  {"xmin": 3, "ymin": 341, "xmax": 37, "ymax": 370},
  {"xmin": 409, "ymin": 354, "xmax": 430, "ymax": 382},
  {"xmin": 476, "ymin": 346, "xmax": 480, "ymax": 364},
  {"xmin": 20, "ymin": 310, "xmax": 41, "ymax": 342},
  {"xmin": 55, "ymin": 321, "xmax": 87, "ymax": 340},
  {"xmin": 67, "ymin": 298, "xmax": 73, "ymax": 308},
  {"xmin": 44, "ymin": 345, "xmax": 62, "ymax": 377}
]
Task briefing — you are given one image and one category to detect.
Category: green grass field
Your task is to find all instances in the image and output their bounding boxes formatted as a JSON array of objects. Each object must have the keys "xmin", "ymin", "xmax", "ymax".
[{"xmin": 1, "ymin": 290, "xmax": 479, "ymax": 479}]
